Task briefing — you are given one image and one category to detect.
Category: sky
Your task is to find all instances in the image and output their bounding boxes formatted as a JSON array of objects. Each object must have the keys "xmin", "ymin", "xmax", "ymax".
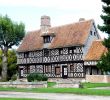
[{"xmin": 0, "ymin": 0, "xmax": 108, "ymax": 38}]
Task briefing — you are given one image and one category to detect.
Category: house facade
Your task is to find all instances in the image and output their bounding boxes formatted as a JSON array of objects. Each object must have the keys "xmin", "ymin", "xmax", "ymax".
[
  {"xmin": 84, "ymin": 40, "xmax": 107, "ymax": 75},
  {"xmin": 17, "ymin": 15, "xmax": 101, "ymax": 80}
]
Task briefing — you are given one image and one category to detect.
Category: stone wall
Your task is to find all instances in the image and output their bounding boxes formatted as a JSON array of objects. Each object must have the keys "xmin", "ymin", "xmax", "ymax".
[
  {"xmin": 48, "ymin": 78, "xmax": 85, "ymax": 88},
  {"xmin": 86, "ymin": 75, "xmax": 110, "ymax": 83},
  {"xmin": 49, "ymin": 76, "xmax": 110, "ymax": 84},
  {"xmin": 0, "ymin": 81, "xmax": 47, "ymax": 88},
  {"xmin": 48, "ymin": 78, "xmax": 85, "ymax": 83},
  {"xmin": 55, "ymin": 81, "xmax": 79, "ymax": 88}
]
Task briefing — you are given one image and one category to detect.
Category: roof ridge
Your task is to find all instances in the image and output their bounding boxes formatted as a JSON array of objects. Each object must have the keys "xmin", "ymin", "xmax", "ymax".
[
  {"xmin": 26, "ymin": 19, "xmax": 93, "ymax": 33},
  {"xmin": 49, "ymin": 19, "xmax": 93, "ymax": 30},
  {"xmin": 94, "ymin": 39, "xmax": 103, "ymax": 42},
  {"xmin": 17, "ymin": 19, "xmax": 94, "ymax": 52}
]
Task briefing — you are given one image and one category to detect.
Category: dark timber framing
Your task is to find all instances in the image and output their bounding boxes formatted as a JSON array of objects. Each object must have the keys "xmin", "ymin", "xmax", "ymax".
[{"xmin": 17, "ymin": 46, "xmax": 85, "ymax": 78}]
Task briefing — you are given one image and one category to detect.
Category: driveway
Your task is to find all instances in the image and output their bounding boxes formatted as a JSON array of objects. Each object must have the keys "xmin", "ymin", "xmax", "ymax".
[{"xmin": 0, "ymin": 91, "xmax": 110, "ymax": 100}]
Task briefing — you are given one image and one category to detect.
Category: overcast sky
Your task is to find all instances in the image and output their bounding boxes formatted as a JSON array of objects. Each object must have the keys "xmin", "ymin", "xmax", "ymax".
[{"xmin": 0, "ymin": 0, "xmax": 107, "ymax": 38}]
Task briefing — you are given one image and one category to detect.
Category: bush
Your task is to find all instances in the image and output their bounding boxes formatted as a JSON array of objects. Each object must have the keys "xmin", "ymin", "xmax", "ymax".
[
  {"xmin": 79, "ymin": 82, "xmax": 84, "ymax": 88},
  {"xmin": 27, "ymin": 73, "xmax": 34, "ymax": 82},
  {"xmin": 27, "ymin": 73, "xmax": 48, "ymax": 82},
  {"xmin": 42, "ymin": 75, "xmax": 48, "ymax": 81},
  {"xmin": 11, "ymin": 74, "xmax": 17, "ymax": 81}
]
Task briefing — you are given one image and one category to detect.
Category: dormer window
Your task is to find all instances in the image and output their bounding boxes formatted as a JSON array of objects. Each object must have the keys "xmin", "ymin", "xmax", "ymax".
[
  {"xmin": 41, "ymin": 32, "xmax": 55, "ymax": 44},
  {"xmin": 90, "ymin": 31, "xmax": 92, "ymax": 35},
  {"xmin": 44, "ymin": 36, "xmax": 52, "ymax": 43}
]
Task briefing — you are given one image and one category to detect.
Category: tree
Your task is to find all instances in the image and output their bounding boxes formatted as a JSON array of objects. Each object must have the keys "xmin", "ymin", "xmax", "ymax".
[
  {"xmin": 97, "ymin": 0, "xmax": 110, "ymax": 72},
  {"xmin": 0, "ymin": 15, "xmax": 25, "ymax": 81},
  {"xmin": 97, "ymin": 52, "xmax": 110, "ymax": 72},
  {"xmin": 0, "ymin": 50, "xmax": 17, "ymax": 80},
  {"xmin": 98, "ymin": 0, "xmax": 110, "ymax": 37}
]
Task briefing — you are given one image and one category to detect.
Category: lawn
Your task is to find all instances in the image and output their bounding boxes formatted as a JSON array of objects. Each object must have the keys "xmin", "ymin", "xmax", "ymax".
[
  {"xmin": 82, "ymin": 82, "xmax": 110, "ymax": 88},
  {"xmin": 47, "ymin": 82, "xmax": 56, "ymax": 87},
  {"xmin": 0, "ymin": 86, "xmax": 110, "ymax": 96},
  {"xmin": 0, "ymin": 82, "xmax": 110, "ymax": 96}
]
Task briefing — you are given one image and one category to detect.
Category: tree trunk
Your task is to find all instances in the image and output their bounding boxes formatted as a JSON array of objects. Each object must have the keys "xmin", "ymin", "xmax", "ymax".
[{"xmin": 1, "ymin": 47, "xmax": 8, "ymax": 81}]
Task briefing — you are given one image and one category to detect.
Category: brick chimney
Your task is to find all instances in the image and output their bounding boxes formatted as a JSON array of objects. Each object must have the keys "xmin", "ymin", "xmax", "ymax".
[
  {"xmin": 40, "ymin": 15, "xmax": 51, "ymax": 32},
  {"xmin": 79, "ymin": 18, "xmax": 85, "ymax": 22}
]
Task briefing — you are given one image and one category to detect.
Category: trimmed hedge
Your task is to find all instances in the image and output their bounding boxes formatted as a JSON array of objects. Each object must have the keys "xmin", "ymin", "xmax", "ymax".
[{"xmin": 27, "ymin": 73, "xmax": 48, "ymax": 82}]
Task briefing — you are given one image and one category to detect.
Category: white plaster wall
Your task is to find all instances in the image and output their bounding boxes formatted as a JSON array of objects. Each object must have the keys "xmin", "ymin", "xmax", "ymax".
[
  {"xmin": 43, "ymin": 43, "xmax": 51, "ymax": 48},
  {"xmin": 83, "ymin": 22, "xmax": 101, "ymax": 58}
]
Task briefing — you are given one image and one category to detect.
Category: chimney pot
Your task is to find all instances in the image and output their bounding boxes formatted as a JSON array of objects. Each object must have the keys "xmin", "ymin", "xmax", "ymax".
[{"xmin": 79, "ymin": 18, "xmax": 85, "ymax": 21}]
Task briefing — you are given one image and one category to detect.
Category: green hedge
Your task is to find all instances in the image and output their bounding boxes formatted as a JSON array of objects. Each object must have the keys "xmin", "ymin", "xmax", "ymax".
[{"xmin": 27, "ymin": 73, "xmax": 48, "ymax": 82}]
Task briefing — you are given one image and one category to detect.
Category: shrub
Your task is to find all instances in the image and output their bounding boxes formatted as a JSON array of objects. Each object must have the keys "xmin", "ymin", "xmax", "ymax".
[
  {"xmin": 42, "ymin": 75, "xmax": 48, "ymax": 81},
  {"xmin": 36, "ymin": 74, "xmax": 42, "ymax": 81},
  {"xmin": 27, "ymin": 73, "xmax": 34, "ymax": 82},
  {"xmin": 11, "ymin": 74, "xmax": 17, "ymax": 81},
  {"xmin": 79, "ymin": 82, "xmax": 84, "ymax": 88},
  {"xmin": 27, "ymin": 73, "xmax": 48, "ymax": 82}
]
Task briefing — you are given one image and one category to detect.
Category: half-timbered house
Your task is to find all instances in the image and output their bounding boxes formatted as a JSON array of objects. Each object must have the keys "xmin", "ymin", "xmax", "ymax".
[
  {"xmin": 84, "ymin": 40, "xmax": 107, "ymax": 75},
  {"xmin": 17, "ymin": 15, "xmax": 101, "ymax": 79}
]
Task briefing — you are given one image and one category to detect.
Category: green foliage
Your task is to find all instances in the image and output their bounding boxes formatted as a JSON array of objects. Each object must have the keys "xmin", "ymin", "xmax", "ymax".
[
  {"xmin": 97, "ymin": 0, "xmax": 110, "ymax": 72},
  {"xmin": 82, "ymin": 82, "xmax": 110, "ymax": 88},
  {"xmin": 103, "ymin": 37, "xmax": 110, "ymax": 49},
  {"xmin": 0, "ymin": 50, "xmax": 17, "ymax": 80},
  {"xmin": 0, "ymin": 14, "xmax": 25, "ymax": 81},
  {"xmin": 1, "ymin": 86, "xmax": 110, "ymax": 96},
  {"xmin": 98, "ymin": 0, "xmax": 110, "ymax": 35},
  {"xmin": 0, "ymin": 50, "xmax": 2, "ymax": 74},
  {"xmin": 47, "ymin": 82, "xmax": 56, "ymax": 88},
  {"xmin": 27, "ymin": 73, "xmax": 48, "ymax": 82},
  {"xmin": 7, "ymin": 50, "xmax": 17, "ymax": 80},
  {"xmin": 11, "ymin": 74, "xmax": 17, "ymax": 81},
  {"xmin": 97, "ymin": 52, "xmax": 110, "ymax": 72},
  {"xmin": 41, "ymin": 75, "xmax": 48, "ymax": 81},
  {"xmin": 98, "ymin": 0, "xmax": 110, "ymax": 49},
  {"xmin": 27, "ymin": 73, "xmax": 35, "ymax": 82},
  {"xmin": 79, "ymin": 82, "xmax": 84, "ymax": 88},
  {"xmin": 102, "ymin": 0, "xmax": 110, "ymax": 5},
  {"xmin": 0, "ymin": 15, "xmax": 25, "ymax": 48}
]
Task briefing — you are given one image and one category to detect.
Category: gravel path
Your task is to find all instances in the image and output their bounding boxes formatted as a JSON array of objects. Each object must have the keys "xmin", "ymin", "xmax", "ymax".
[
  {"xmin": 90, "ymin": 87, "xmax": 110, "ymax": 90},
  {"xmin": 0, "ymin": 91, "xmax": 110, "ymax": 100}
]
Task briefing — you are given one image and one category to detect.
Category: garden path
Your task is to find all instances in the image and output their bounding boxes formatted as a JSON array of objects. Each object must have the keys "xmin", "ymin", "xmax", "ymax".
[{"xmin": 0, "ymin": 91, "xmax": 110, "ymax": 100}]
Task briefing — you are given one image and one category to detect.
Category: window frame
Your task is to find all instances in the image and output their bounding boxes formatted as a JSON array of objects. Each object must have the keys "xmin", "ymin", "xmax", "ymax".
[
  {"xmin": 43, "ymin": 36, "xmax": 51, "ymax": 43},
  {"xmin": 55, "ymin": 66, "xmax": 61, "ymax": 75}
]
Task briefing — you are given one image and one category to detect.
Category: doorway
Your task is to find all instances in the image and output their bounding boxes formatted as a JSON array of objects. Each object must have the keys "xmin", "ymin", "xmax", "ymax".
[{"xmin": 62, "ymin": 65, "xmax": 68, "ymax": 78}]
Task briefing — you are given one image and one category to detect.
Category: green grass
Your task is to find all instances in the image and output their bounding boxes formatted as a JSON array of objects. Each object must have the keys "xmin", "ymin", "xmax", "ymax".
[
  {"xmin": 0, "ymin": 87, "xmax": 110, "ymax": 96},
  {"xmin": 47, "ymin": 82, "xmax": 56, "ymax": 87},
  {"xmin": 82, "ymin": 82, "xmax": 110, "ymax": 88},
  {"xmin": 0, "ymin": 83, "xmax": 110, "ymax": 96},
  {"xmin": 0, "ymin": 98, "xmax": 44, "ymax": 100}
]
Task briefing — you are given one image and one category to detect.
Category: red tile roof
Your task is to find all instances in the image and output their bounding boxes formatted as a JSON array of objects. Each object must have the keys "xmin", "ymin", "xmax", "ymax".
[
  {"xmin": 17, "ymin": 19, "xmax": 93, "ymax": 52},
  {"xmin": 84, "ymin": 40, "xmax": 107, "ymax": 61}
]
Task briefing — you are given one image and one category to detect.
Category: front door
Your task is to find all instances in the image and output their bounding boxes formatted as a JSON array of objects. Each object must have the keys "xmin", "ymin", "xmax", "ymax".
[
  {"xmin": 19, "ymin": 68, "xmax": 23, "ymax": 78},
  {"xmin": 62, "ymin": 65, "xmax": 68, "ymax": 78}
]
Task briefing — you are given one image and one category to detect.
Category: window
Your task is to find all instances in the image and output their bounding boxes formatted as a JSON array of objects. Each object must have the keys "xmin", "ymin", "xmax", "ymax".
[
  {"xmin": 44, "ymin": 49, "xmax": 49, "ymax": 56},
  {"xmin": 45, "ymin": 65, "xmax": 51, "ymax": 73},
  {"xmin": 60, "ymin": 48, "xmax": 63, "ymax": 55},
  {"xmin": 70, "ymin": 64, "xmax": 74, "ymax": 72},
  {"xmin": 94, "ymin": 32, "xmax": 96, "ymax": 36},
  {"xmin": 24, "ymin": 52, "xmax": 29, "ymax": 58},
  {"xmin": 68, "ymin": 47, "xmax": 73, "ymax": 54},
  {"xmin": 55, "ymin": 67, "xmax": 60, "ymax": 75},
  {"xmin": 43, "ymin": 36, "xmax": 52, "ymax": 43},
  {"xmin": 90, "ymin": 31, "xmax": 92, "ymax": 35}
]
